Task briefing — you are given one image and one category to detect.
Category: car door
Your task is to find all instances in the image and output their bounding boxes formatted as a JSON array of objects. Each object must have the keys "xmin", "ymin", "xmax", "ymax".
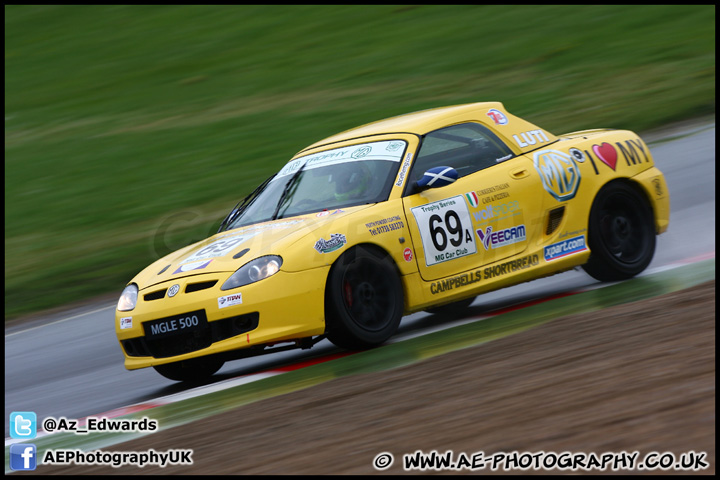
[{"xmin": 402, "ymin": 122, "xmax": 543, "ymax": 282}]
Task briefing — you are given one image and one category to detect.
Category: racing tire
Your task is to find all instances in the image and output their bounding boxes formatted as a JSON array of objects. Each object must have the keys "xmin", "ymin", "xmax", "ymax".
[
  {"xmin": 582, "ymin": 181, "xmax": 656, "ymax": 282},
  {"xmin": 325, "ymin": 245, "xmax": 404, "ymax": 350},
  {"xmin": 424, "ymin": 296, "xmax": 476, "ymax": 315},
  {"xmin": 153, "ymin": 356, "xmax": 224, "ymax": 382}
]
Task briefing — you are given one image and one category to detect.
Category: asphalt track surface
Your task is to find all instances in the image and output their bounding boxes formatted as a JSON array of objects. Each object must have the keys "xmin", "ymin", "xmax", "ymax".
[{"xmin": 4, "ymin": 121, "xmax": 715, "ymax": 438}]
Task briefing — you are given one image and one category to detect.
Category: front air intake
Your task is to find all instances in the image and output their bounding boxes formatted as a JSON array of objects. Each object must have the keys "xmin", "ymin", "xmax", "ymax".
[
  {"xmin": 144, "ymin": 289, "xmax": 167, "ymax": 301},
  {"xmin": 185, "ymin": 280, "xmax": 218, "ymax": 293}
]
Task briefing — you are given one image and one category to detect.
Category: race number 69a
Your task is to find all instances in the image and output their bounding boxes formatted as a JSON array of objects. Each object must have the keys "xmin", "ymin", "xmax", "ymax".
[
  {"xmin": 411, "ymin": 196, "xmax": 477, "ymax": 266},
  {"xmin": 181, "ymin": 232, "xmax": 259, "ymax": 264}
]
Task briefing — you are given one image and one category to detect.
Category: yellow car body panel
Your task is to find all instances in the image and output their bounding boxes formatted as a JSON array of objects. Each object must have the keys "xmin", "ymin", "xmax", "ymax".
[
  {"xmin": 119, "ymin": 268, "xmax": 328, "ymax": 370},
  {"xmin": 632, "ymin": 167, "xmax": 670, "ymax": 234},
  {"xmin": 115, "ymin": 102, "xmax": 669, "ymax": 374}
]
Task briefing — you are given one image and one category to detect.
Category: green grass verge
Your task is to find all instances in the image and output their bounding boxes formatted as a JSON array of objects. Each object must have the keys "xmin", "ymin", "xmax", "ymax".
[{"xmin": 4, "ymin": 5, "xmax": 715, "ymax": 319}]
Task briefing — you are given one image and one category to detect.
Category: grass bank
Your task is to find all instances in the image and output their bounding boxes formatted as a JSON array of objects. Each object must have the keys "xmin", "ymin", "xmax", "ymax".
[{"xmin": 5, "ymin": 5, "xmax": 715, "ymax": 318}]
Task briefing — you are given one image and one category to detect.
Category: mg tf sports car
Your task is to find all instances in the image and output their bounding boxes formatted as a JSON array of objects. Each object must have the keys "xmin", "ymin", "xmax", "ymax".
[{"xmin": 116, "ymin": 102, "xmax": 669, "ymax": 381}]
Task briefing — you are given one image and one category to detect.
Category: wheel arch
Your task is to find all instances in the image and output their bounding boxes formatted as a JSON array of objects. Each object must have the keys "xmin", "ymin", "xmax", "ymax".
[
  {"xmin": 323, "ymin": 241, "xmax": 407, "ymax": 309},
  {"xmin": 582, "ymin": 176, "xmax": 657, "ymax": 281},
  {"xmin": 322, "ymin": 241, "xmax": 406, "ymax": 348},
  {"xmin": 588, "ymin": 177, "xmax": 656, "ymax": 228}
]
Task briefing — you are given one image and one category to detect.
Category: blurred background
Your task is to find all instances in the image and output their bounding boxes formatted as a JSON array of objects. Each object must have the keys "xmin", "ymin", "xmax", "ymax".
[{"xmin": 4, "ymin": 5, "xmax": 715, "ymax": 320}]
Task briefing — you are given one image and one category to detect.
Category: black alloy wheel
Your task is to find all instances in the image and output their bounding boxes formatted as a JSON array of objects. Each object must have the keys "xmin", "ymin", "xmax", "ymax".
[
  {"xmin": 325, "ymin": 246, "xmax": 404, "ymax": 350},
  {"xmin": 582, "ymin": 181, "xmax": 656, "ymax": 281}
]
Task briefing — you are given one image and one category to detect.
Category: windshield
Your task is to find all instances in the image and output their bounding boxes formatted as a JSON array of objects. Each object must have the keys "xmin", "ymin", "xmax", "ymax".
[{"xmin": 225, "ymin": 139, "xmax": 407, "ymax": 230}]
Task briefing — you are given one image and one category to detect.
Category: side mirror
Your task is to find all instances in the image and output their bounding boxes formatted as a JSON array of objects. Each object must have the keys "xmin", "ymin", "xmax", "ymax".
[{"xmin": 415, "ymin": 166, "xmax": 458, "ymax": 192}]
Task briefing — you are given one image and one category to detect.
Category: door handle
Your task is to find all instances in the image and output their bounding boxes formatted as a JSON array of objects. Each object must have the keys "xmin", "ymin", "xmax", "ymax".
[{"xmin": 510, "ymin": 168, "xmax": 529, "ymax": 179}]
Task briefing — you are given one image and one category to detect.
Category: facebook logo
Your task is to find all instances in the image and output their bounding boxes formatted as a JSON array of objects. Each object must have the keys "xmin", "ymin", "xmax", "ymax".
[
  {"xmin": 10, "ymin": 444, "xmax": 37, "ymax": 471},
  {"xmin": 10, "ymin": 411, "xmax": 37, "ymax": 439}
]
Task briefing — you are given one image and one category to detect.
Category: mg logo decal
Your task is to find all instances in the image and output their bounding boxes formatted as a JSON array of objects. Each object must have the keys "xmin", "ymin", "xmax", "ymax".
[
  {"xmin": 167, "ymin": 284, "xmax": 180, "ymax": 297},
  {"xmin": 532, "ymin": 149, "xmax": 581, "ymax": 202}
]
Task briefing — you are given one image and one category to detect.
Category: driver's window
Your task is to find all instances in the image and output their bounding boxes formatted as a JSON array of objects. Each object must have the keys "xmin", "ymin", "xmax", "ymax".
[{"xmin": 405, "ymin": 123, "xmax": 513, "ymax": 195}]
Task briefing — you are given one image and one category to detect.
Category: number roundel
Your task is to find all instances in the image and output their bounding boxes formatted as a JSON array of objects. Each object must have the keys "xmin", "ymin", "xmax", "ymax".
[
  {"xmin": 411, "ymin": 195, "xmax": 477, "ymax": 266},
  {"xmin": 181, "ymin": 232, "xmax": 259, "ymax": 264}
]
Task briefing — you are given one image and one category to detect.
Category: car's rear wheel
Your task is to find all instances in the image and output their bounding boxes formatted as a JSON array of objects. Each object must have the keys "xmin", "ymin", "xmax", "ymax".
[
  {"xmin": 424, "ymin": 296, "xmax": 476, "ymax": 315},
  {"xmin": 582, "ymin": 181, "xmax": 656, "ymax": 281},
  {"xmin": 153, "ymin": 356, "xmax": 224, "ymax": 382},
  {"xmin": 325, "ymin": 246, "xmax": 404, "ymax": 350}
]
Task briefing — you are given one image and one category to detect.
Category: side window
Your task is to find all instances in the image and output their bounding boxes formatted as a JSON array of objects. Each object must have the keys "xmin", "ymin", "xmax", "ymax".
[{"xmin": 405, "ymin": 123, "xmax": 514, "ymax": 194}]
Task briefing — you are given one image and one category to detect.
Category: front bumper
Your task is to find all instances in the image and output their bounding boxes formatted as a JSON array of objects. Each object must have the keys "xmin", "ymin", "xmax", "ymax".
[{"xmin": 115, "ymin": 267, "xmax": 329, "ymax": 370}]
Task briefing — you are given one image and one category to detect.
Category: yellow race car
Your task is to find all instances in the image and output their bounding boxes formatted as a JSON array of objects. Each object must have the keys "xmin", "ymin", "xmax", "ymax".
[{"xmin": 115, "ymin": 102, "xmax": 669, "ymax": 381}]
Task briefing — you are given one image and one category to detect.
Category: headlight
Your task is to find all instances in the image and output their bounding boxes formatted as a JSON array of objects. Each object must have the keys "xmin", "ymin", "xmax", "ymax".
[
  {"xmin": 221, "ymin": 256, "xmax": 283, "ymax": 291},
  {"xmin": 117, "ymin": 284, "xmax": 139, "ymax": 311}
]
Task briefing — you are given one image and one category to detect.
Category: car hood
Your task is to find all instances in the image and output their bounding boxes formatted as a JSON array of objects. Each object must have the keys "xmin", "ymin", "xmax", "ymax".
[{"xmin": 132, "ymin": 205, "xmax": 372, "ymax": 290}]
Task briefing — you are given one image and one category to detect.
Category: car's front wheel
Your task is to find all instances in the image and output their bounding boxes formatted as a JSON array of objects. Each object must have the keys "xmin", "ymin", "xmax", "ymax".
[
  {"xmin": 153, "ymin": 356, "xmax": 224, "ymax": 382},
  {"xmin": 325, "ymin": 246, "xmax": 404, "ymax": 350},
  {"xmin": 582, "ymin": 181, "xmax": 656, "ymax": 281}
]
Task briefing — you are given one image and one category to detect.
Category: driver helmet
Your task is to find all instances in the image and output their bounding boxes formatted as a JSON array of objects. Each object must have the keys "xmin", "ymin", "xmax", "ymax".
[{"xmin": 334, "ymin": 162, "xmax": 370, "ymax": 201}]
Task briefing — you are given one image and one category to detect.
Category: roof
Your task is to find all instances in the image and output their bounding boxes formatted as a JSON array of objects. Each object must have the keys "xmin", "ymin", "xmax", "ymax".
[{"xmin": 297, "ymin": 101, "xmax": 507, "ymax": 154}]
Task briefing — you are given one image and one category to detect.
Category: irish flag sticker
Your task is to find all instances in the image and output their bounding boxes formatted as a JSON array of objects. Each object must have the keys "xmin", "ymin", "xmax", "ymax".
[{"xmin": 465, "ymin": 191, "xmax": 479, "ymax": 208}]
